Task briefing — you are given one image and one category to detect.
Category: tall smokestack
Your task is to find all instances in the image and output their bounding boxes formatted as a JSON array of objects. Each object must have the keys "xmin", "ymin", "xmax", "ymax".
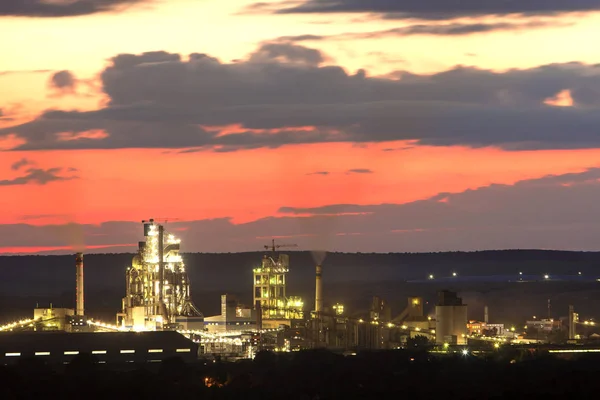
[
  {"xmin": 484, "ymin": 306, "xmax": 489, "ymax": 324},
  {"xmin": 568, "ymin": 305, "xmax": 576, "ymax": 340},
  {"xmin": 75, "ymin": 252, "xmax": 84, "ymax": 316},
  {"xmin": 315, "ymin": 265, "xmax": 323, "ymax": 314}
]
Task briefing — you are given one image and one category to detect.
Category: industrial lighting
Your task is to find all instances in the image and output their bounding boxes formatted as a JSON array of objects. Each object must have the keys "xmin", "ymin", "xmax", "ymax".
[
  {"xmin": 428, "ymin": 274, "xmax": 434, "ymax": 280},
  {"xmin": 5, "ymin": 353, "xmax": 20, "ymax": 357},
  {"xmin": 544, "ymin": 274, "xmax": 550, "ymax": 280},
  {"xmin": 176, "ymin": 348, "xmax": 191, "ymax": 353},
  {"xmin": 494, "ymin": 343, "xmax": 500, "ymax": 349},
  {"xmin": 64, "ymin": 351, "xmax": 79, "ymax": 355},
  {"xmin": 452, "ymin": 272, "xmax": 457, "ymax": 277},
  {"xmin": 120, "ymin": 350, "xmax": 135, "ymax": 354},
  {"xmin": 461, "ymin": 349, "xmax": 469, "ymax": 356},
  {"xmin": 148, "ymin": 349, "xmax": 163, "ymax": 353},
  {"xmin": 92, "ymin": 350, "xmax": 107, "ymax": 354},
  {"xmin": 35, "ymin": 352, "xmax": 50, "ymax": 356}
]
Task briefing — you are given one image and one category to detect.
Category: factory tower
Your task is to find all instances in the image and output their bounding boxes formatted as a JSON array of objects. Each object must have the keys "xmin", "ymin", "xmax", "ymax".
[
  {"xmin": 118, "ymin": 219, "xmax": 202, "ymax": 331},
  {"xmin": 253, "ymin": 241, "xmax": 303, "ymax": 325}
]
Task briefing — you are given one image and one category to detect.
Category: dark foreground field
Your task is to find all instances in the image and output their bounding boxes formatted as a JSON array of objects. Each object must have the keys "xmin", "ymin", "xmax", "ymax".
[{"xmin": 2, "ymin": 349, "xmax": 600, "ymax": 399}]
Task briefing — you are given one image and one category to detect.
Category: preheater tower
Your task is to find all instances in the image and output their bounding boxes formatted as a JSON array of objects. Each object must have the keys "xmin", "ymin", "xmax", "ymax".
[{"xmin": 75, "ymin": 252, "xmax": 84, "ymax": 316}]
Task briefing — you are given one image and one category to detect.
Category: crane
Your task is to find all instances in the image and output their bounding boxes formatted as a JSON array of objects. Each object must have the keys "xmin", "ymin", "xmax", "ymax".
[{"xmin": 264, "ymin": 239, "xmax": 298, "ymax": 253}]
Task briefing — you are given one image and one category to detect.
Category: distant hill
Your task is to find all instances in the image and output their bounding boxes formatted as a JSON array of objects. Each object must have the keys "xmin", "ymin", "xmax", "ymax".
[{"xmin": 0, "ymin": 250, "xmax": 599, "ymax": 324}]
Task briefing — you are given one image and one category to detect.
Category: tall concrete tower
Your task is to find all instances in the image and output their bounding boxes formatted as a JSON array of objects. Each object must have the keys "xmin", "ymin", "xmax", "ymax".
[
  {"xmin": 75, "ymin": 252, "xmax": 84, "ymax": 316},
  {"xmin": 435, "ymin": 290, "xmax": 468, "ymax": 345},
  {"xmin": 315, "ymin": 265, "xmax": 323, "ymax": 313}
]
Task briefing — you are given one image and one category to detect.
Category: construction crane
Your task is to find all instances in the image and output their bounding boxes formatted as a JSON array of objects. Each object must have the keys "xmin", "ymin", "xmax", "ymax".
[{"xmin": 264, "ymin": 239, "xmax": 298, "ymax": 253}]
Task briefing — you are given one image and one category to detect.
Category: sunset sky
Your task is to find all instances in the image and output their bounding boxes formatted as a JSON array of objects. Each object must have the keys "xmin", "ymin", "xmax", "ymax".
[{"xmin": 2, "ymin": 0, "xmax": 600, "ymax": 254}]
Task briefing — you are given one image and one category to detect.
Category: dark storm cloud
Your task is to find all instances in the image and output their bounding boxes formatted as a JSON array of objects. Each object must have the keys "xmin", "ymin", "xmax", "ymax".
[
  {"xmin": 0, "ymin": 167, "xmax": 78, "ymax": 186},
  {"xmin": 10, "ymin": 158, "xmax": 34, "ymax": 170},
  {"xmin": 269, "ymin": 0, "xmax": 600, "ymax": 19},
  {"xmin": 0, "ymin": 0, "xmax": 146, "ymax": 17},
  {"xmin": 49, "ymin": 70, "xmax": 77, "ymax": 92},
  {"xmin": 277, "ymin": 21, "xmax": 564, "ymax": 41},
  {"xmin": 4, "ymin": 44, "xmax": 600, "ymax": 151},
  {"xmin": 5, "ymin": 169, "xmax": 600, "ymax": 253},
  {"xmin": 347, "ymin": 168, "xmax": 373, "ymax": 174}
]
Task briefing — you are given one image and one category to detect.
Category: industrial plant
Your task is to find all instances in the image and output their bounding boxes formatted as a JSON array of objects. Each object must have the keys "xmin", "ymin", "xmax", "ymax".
[
  {"xmin": 116, "ymin": 219, "xmax": 203, "ymax": 331},
  {"xmin": 0, "ymin": 218, "xmax": 599, "ymax": 366}
]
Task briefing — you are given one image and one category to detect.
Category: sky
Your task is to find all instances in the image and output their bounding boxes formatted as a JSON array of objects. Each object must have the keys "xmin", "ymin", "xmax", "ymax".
[{"xmin": 2, "ymin": 0, "xmax": 600, "ymax": 254}]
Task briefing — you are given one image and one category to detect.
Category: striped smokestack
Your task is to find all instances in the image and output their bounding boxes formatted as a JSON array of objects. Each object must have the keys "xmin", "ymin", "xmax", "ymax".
[{"xmin": 75, "ymin": 252, "xmax": 84, "ymax": 316}]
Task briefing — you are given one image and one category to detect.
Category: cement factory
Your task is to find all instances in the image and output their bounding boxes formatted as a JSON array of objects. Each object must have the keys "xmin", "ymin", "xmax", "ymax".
[{"xmin": 0, "ymin": 219, "xmax": 596, "ymax": 364}]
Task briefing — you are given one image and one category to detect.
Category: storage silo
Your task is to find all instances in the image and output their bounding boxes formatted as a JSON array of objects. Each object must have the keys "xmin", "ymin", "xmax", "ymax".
[{"xmin": 435, "ymin": 290, "xmax": 468, "ymax": 345}]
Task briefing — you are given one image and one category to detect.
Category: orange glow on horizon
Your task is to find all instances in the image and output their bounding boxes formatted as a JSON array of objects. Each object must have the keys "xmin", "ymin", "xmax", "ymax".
[{"xmin": 0, "ymin": 142, "xmax": 599, "ymax": 227}]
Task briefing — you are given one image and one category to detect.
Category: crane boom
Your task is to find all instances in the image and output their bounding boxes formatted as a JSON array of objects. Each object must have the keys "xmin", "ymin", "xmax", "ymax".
[{"xmin": 264, "ymin": 238, "xmax": 298, "ymax": 253}]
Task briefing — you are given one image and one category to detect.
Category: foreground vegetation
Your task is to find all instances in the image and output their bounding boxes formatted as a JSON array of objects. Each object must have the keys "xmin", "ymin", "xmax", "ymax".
[{"xmin": 2, "ymin": 349, "xmax": 600, "ymax": 399}]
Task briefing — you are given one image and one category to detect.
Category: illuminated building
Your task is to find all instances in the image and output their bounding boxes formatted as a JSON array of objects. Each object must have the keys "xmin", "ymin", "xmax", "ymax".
[
  {"xmin": 117, "ymin": 219, "xmax": 203, "ymax": 331},
  {"xmin": 204, "ymin": 294, "xmax": 256, "ymax": 333},
  {"xmin": 253, "ymin": 252, "xmax": 304, "ymax": 325},
  {"xmin": 33, "ymin": 307, "xmax": 74, "ymax": 332},
  {"xmin": 467, "ymin": 321, "xmax": 505, "ymax": 336}
]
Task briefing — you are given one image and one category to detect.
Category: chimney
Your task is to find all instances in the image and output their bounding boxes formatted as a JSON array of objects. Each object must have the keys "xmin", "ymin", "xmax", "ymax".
[
  {"xmin": 315, "ymin": 265, "xmax": 323, "ymax": 314},
  {"xmin": 75, "ymin": 252, "xmax": 84, "ymax": 316},
  {"xmin": 568, "ymin": 305, "xmax": 576, "ymax": 340},
  {"xmin": 484, "ymin": 306, "xmax": 489, "ymax": 324}
]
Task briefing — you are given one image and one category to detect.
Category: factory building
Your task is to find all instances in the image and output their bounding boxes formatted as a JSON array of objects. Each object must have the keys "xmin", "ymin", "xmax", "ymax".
[
  {"xmin": 117, "ymin": 219, "xmax": 203, "ymax": 331},
  {"xmin": 0, "ymin": 331, "xmax": 198, "ymax": 365},
  {"xmin": 435, "ymin": 290, "xmax": 468, "ymax": 345},
  {"xmin": 467, "ymin": 321, "xmax": 506, "ymax": 336},
  {"xmin": 392, "ymin": 297, "xmax": 431, "ymax": 332},
  {"xmin": 525, "ymin": 318, "xmax": 562, "ymax": 332},
  {"xmin": 33, "ymin": 307, "xmax": 74, "ymax": 332},
  {"xmin": 204, "ymin": 294, "xmax": 256, "ymax": 333},
  {"xmin": 253, "ymin": 249, "xmax": 303, "ymax": 329}
]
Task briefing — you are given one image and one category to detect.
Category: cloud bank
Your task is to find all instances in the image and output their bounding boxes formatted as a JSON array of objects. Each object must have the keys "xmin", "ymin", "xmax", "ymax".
[
  {"xmin": 0, "ymin": 0, "xmax": 147, "ymax": 17},
  {"xmin": 3, "ymin": 168, "xmax": 600, "ymax": 253},
  {"xmin": 3, "ymin": 44, "xmax": 600, "ymax": 152},
  {"xmin": 268, "ymin": 0, "xmax": 600, "ymax": 19},
  {"xmin": 277, "ymin": 21, "xmax": 569, "ymax": 41}
]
